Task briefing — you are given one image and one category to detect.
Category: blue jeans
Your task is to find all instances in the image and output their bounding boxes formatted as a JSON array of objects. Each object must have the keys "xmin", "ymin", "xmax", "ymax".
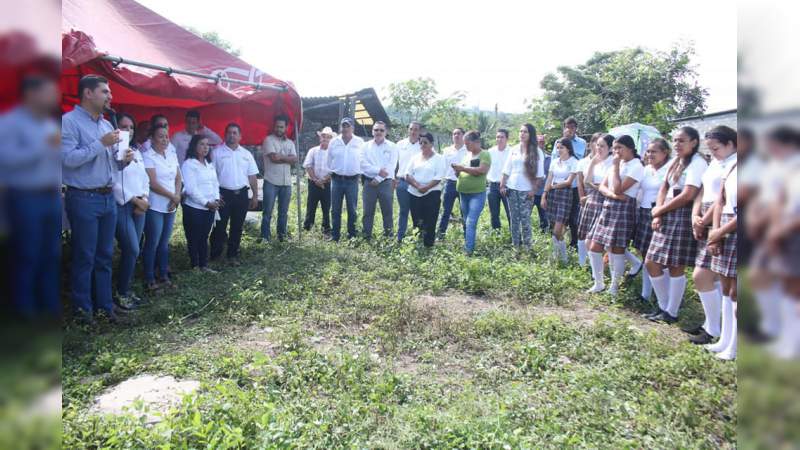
[
  {"xmin": 261, "ymin": 181, "xmax": 291, "ymax": 241},
  {"xmin": 143, "ymin": 209, "xmax": 176, "ymax": 283},
  {"xmin": 115, "ymin": 202, "xmax": 145, "ymax": 296},
  {"xmin": 437, "ymin": 179, "xmax": 460, "ymax": 239},
  {"xmin": 7, "ymin": 189, "xmax": 61, "ymax": 317},
  {"xmin": 459, "ymin": 191, "xmax": 487, "ymax": 253},
  {"xmin": 487, "ymin": 182, "xmax": 510, "ymax": 229},
  {"xmin": 65, "ymin": 189, "xmax": 117, "ymax": 315},
  {"xmin": 396, "ymin": 179, "xmax": 412, "ymax": 241},
  {"xmin": 331, "ymin": 176, "xmax": 359, "ymax": 241}
]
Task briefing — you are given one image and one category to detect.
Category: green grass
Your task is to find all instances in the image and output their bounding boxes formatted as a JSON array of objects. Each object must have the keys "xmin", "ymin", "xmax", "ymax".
[{"xmin": 62, "ymin": 184, "xmax": 737, "ymax": 448}]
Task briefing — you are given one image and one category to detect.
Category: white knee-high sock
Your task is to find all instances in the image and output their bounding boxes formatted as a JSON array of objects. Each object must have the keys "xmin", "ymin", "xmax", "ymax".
[
  {"xmin": 641, "ymin": 271, "xmax": 653, "ymax": 300},
  {"xmin": 551, "ymin": 236, "xmax": 559, "ymax": 259},
  {"xmin": 624, "ymin": 250, "xmax": 642, "ymax": 273},
  {"xmin": 610, "ymin": 253, "xmax": 626, "ymax": 292},
  {"xmin": 650, "ymin": 273, "xmax": 669, "ymax": 311},
  {"xmin": 558, "ymin": 240, "xmax": 568, "ymax": 262},
  {"xmin": 666, "ymin": 275, "xmax": 687, "ymax": 317},
  {"xmin": 708, "ymin": 296, "xmax": 733, "ymax": 352},
  {"xmin": 755, "ymin": 283, "xmax": 782, "ymax": 338},
  {"xmin": 698, "ymin": 289, "xmax": 722, "ymax": 337},
  {"xmin": 771, "ymin": 293, "xmax": 800, "ymax": 358},
  {"xmin": 717, "ymin": 300, "xmax": 738, "ymax": 360},
  {"xmin": 588, "ymin": 251, "xmax": 605, "ymax": 289},
  {"xmin": 577, "ymin": 240, "xmax": 588, "ymax": 267}
]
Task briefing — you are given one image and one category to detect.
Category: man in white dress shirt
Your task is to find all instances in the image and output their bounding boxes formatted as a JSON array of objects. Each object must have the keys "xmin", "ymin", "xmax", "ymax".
[
  {"xmin": 437, "ymin": 127, "xmax": 467, "ymax": 240},
  {"xmin": 487, "ymin": 128, "xmax": 512, "ymax": 230},
  {"xmin": 360, "ymin": 121, "xmax": 398, "ymax": 239},
  {"xmin": 327, "ymin": 118, "xmax": 364, "ymax": 241},
  {"xmin": 171, "ymin": 109, "xmax": 222, "ymax": 164},
  {"xmin": 209, "ymin": 123, "xmax": 259, "ymax": 265},
  {"xmin": 395, "ymin": 121, "xmax": 422, "ymax": 242}
]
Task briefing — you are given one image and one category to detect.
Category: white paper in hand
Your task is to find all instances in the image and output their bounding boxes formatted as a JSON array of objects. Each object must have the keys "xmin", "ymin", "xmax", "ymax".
[{"xmin": 116, "ymin": 131, "xmax": 130, "ymax": 160}]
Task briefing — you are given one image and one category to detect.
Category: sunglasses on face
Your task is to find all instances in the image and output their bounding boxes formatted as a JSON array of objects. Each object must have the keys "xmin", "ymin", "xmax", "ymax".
[{"xmin": 373, "ymin": 129, "xmax": 385, "ymax": 132}]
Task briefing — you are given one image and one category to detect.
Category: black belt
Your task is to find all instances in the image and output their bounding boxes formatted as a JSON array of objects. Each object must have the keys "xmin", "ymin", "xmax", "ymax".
[
  {"xmin": 220, "ymin": 186, "xmax": 249, "ymax": 195},
  {"xmin": 66, "ymin": 185, "xmax": 113, "ymax": 195},
  {"xmin": 332, "ymin": 173, "xmax": 359, "ymax": 181}
]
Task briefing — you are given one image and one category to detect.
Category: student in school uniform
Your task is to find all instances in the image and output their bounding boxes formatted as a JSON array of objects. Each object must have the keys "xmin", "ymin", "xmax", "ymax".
[
  {"xmin": 499, "ymin": 123, "xmax": 545, "ymax": 254},
  {"xmin": 181, "ymin": 135, "xmax": 221, "ymax": 273},
  {"xmin": 577, "ymin": 134, "xmax": 613, "ymax": 268},
  {"xmin": 574, "ymin": 133, "xmax": 603, "ymax": 266},
  {"xmin": 704, "ymin": 132, "xmax": 739, "ymax": 360},
  {"xmin": 541, "ymin": 138, "xmax": 579, "ymax": 262},
  {"xmin": 684, "ymin": 126, "xmax": 738, "ymax": 344},
  {"xmin": 585, "ymin": 135, "xmax": 644, "ymax": 294},
  {"xmin": 634, "ymin": 139, "xmax": 672, "ymax": 309},
  {"xmin": 645, "ymin": 126, "xmax": 708, "ymax": 323}
]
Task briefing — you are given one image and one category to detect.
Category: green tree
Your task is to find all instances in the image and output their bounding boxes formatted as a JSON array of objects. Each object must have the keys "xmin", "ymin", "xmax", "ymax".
[
  {"xmin": 184, "ymin": 26, "xmax": 241, "ymax": 57},
  {"xmin": 535, "ymin": 44, "xmax": 707, "ymax": 135},
  {"xmin": 385, "ymin": 78, "xmax": 472, "ymax": 144}
]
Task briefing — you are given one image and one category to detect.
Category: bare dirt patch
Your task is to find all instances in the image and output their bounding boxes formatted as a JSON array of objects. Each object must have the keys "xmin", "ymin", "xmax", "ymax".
[{"xmin": 90, "ymin": 375, "xmax": 200, "ymax": 424}]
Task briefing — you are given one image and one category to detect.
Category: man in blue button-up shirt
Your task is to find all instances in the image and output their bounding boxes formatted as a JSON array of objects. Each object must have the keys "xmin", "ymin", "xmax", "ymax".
[
  {"xmin": 61, "ymin": 74, "xmax": 133, "ymax": 322},
  {"xmin": 549, "ymin": 117, "xmax": 587, "ymax": 249}
]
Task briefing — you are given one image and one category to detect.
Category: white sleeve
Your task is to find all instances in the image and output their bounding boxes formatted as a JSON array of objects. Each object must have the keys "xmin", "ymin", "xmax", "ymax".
[
  {"xmin": 685, "ymin": 158, "xmax": 707, "ymax": 188},
  {"xmin": 181, "ymin": 162, "xmax": 201, "ymax": 205},
  {"xmin": 536, "ymin": 149, "xmax": 545, "ymax": 178},
  {"xmin": 303, "ymin": 148, "xmax": 315, "ymax": 169},
  {"xmin": 502, "ymin": 151, "xmax": 513, "ymax": 177},
  {"xmin": 246, "ymin": 152, "xmax": 259, "ymax": 176},
  {"xmin": 434, "ymin": 155, "xmax": 447, "ymax": 180}
]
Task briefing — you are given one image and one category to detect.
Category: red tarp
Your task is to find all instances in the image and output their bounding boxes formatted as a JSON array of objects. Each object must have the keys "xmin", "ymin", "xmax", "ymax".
[{"xmin": 61, "ymin": 0, "xmax": 301, "ymax": 144}]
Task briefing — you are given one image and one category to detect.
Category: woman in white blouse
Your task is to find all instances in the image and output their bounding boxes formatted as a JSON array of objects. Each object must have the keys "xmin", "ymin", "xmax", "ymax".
[
  {"xmin": 181, "ymin": 135, "xmax": 221, "ymax": 272},
  {"xmin": 142, "ymin": 124, "xmax": 182, "ymax": 291},
  {"xmin": 499, "ymin": 123, "xmax": 544, "ymax": 253},
  {"xmin": 542, "ymin": 138, "xmax": 579, "ymax": 262},
  {"xmin": 645, "ymin": 126, "xmax": 708, "ymax": 323},
  {"xmin": 404, "ymin": 132, "xmax": 446, "ymax": 247},
  {"xmin": 113, "ymin": 114, "xmax": 149, "ymax": 307},
  {"xmin": 586, "ymin": 135, "xmax": 645, "ymax": 295}
]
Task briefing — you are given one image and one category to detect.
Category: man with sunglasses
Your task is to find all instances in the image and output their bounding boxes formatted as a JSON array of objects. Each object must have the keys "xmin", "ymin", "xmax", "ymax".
[{"xmin": 360, "ymin": 121, "xmax": 398, "ymax": 239}]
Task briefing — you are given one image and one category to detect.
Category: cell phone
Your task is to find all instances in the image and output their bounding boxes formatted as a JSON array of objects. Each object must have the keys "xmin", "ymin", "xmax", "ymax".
[
  {"xmin": 672, "ymin": 188, "xmax": 681, "ymax": 198},
  {"xmin": 470, "ymin": 158, "xmax": 480, "ymax": 168}
]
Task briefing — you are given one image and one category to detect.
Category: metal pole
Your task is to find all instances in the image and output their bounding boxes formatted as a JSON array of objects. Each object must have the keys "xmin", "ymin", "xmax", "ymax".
[
  {"xmin": 98, "ymin": 55, "xmax": 288, "ymax": 92},
  {"xmin": 295, "ymin": 101, "xmax": 303, "ymax": 241}
]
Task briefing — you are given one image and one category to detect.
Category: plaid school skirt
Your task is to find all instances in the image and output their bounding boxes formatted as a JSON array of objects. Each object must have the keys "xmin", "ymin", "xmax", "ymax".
[
  {"xmin": 695, "ymin": 202, "xmax": 715, "ymax": 269},
  {"xmin": 587, "ymin": 195, "xmax": 637, "ymax": 249},
  {"xmin": 711, "ymin": 213, "xmax": 737, "ymax": 278},
  {"xmin": 647, "ymin": 204, "xmax": 698, "ymax": 267},
  {"xmin": 769, "ymin": 229, "xmax": 800, "ymax": 278},
  {"xmin": 577, "ymin": 188, "xmax": 604, "ymax": 240},
  {"xmin": 632, "ymin": 207, "xmax": 654, "ymax": 254},
  {"xmin": 546, "ymin": 186, "xmax": 573, "ymax": 225}
]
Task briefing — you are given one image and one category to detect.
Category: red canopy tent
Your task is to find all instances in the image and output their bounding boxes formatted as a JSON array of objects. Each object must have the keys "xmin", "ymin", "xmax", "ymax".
[{"xmin": 61, "ymin": 0, "xmax": 301, "ymax": 144}]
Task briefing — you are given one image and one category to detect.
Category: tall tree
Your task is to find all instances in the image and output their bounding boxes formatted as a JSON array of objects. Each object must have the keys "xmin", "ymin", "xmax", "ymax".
[
  {"xmin": 535, "ymin": 44, "xmax": 707, "ymax": 134},
  {"xmin": 184, "ymin": 26, "xmax": 241, "ymax": 57}
]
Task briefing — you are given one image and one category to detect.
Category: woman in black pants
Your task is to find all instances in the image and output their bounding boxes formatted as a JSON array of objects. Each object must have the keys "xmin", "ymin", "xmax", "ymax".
[
  {"xmin": 181, "ymin": 135, "xmax": 222, "ymax": 272},
  {"xmin": 404, "ymin": 132, "xmax": 447, "ymax": 247}
]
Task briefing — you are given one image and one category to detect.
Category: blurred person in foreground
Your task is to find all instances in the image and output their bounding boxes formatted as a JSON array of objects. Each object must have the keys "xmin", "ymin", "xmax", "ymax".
[
  {"xmin": 61, "ymin": 74, "xmax": 134, "ymax": 324},
  {"xmin": 752, "ymin": 126, "xmax": 800, "ymax": 358},
  {"xmin": 0, "ymin": 74, "xmax": 61, "ymax": 318}
]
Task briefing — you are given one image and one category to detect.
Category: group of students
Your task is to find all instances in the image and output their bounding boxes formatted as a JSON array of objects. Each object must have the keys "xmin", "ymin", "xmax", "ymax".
[
  {"xmin": 551, "ymin": 125, "xmax": 740, "ymax": 360},
  {"xmin": 63, "ymin": 75, "xmax": 741, "ymax": 361}
]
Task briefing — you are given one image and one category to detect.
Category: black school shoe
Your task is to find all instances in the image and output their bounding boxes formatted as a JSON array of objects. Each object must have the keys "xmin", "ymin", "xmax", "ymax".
[
  {"xmin": 648, "ymin": 311, "xmax": 678, "ymax": 324},
  {"xmin": 688, "ymin": 328, "xmax": 717, "ymax": 344}
]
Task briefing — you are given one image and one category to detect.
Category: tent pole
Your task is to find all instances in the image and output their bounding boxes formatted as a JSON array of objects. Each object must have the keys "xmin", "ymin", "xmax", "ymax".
[
  {"xmin": 294, "ymin": 110, "xmax": 302, "ymax": 242},
  {"xmin": 98, "ymin": 55, "xmax": 288, "ymax": 92}
]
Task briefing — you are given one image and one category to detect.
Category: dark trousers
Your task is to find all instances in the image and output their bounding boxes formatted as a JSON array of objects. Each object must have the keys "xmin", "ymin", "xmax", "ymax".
[
  {"xmin": 183, "ymin": 204, "xmax": 215, "ymax": 268},
  {"xmin": 567, "ymin": 187, "xmax": 580, "ymax": 247},
  {"xmin": 7, "ymin": 189, "xmax": 61, "ymax": 317},
  {"xmin": 533, "ymin": 194, "xmax": 549, "ymax": 231},
  {"xmin": 210, "ymin": 187, "xmax": 249, "ymax": 259},
  {"xmin": 304, "ymin": 180, "xmax": 331, "ymax": 232},
  {"xmin": 487, "ymin": 181, "xmax": 510, "ymax": 230},
  {"xmin": 410, "ymin": 191, "xmax": 442, "ymax": 247},
  {"xmin": 437, "ymin": 179, "xmax": 460, "ymax": 239}
]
